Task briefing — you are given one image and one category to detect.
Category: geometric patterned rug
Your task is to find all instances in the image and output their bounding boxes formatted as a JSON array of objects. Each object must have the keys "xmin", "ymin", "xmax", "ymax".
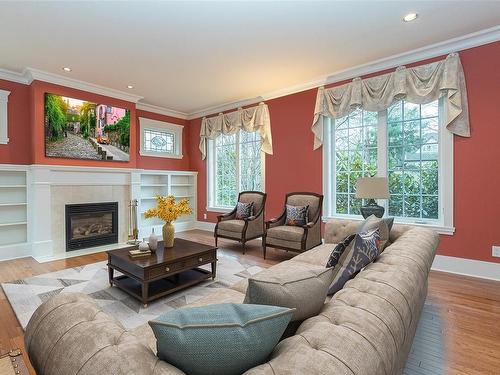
[{"xmin": 1, "ymin": 254, "xmax": 264, "ymax": 330}]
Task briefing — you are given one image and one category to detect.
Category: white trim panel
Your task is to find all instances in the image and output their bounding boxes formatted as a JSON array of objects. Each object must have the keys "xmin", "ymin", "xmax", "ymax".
[
  {"xmin": 432, "ymin": 255, "xmax": 500, "ymax": 282},
  {"xmin": 136, "ymin": 102, "xmax": 188, "ymax": 120},
  {"xmin": 0, "ymin": 89, "xmax": 10, "ymax": 144},
  {"xmin": 139, "ymin": 117, "xmax": 184, "ymax": 159}
]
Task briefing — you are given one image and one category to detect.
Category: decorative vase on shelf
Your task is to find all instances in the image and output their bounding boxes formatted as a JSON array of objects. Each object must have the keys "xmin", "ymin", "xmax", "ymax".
[
  {"xmin": 138, "ymin": 241, "xmax": 150, "ymax": 252},
  {"xmin": 148, "ymin": 228, "xmax": 158, "ymax": 252},
  {"xmin": 162, "ymin": 222, "xmax": 175, "ymax": 248}
]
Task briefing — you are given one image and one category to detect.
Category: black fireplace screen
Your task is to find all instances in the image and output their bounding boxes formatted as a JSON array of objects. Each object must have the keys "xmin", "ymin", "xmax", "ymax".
[{"xmin": 65, "ymin": 202, "xmax": 118, "ymax": 251}]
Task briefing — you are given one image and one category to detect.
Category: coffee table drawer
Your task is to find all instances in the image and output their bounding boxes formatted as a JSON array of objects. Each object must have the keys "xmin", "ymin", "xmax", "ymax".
[
  {"xmin": 147, "ymin": 262, "xmax": 185, "ymax": 279},
  {"xmin": 185, "ymin": 251, "xmax": 216, "ymax": 267}
]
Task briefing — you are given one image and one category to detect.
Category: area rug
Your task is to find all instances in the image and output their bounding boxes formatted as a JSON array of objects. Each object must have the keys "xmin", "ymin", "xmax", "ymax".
[{"xmin": 1, "ymin": 254, "xmax": 264, "ymax": 330}]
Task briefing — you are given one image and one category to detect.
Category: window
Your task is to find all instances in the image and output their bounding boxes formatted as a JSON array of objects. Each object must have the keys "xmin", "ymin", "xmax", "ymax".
[
  {"xmin": 324, "ymin": 99, "xmax": 453, "ymax": 233},
  {"xmin": 144, "ymin": 129, "xmax": 175, "ymax": 154},
  {"xmin": 139, "ymin": 117, "xmax": 183, "ymax": 159},
  {"xmin": 207, "ymin": 130, "xmax": 264, "ymax": 210}
]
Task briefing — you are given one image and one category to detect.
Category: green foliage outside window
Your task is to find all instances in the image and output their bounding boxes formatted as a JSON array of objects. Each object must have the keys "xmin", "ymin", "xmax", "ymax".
[{"xmin": 334, "ymin": 100, "xmax": 440, "ymax": 220}]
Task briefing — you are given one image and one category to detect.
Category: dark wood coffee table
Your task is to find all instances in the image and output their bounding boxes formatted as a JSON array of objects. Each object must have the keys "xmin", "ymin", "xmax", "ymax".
[{"xmin": 107, "ymin": 239, "xmax": 217, "ymax": 307}]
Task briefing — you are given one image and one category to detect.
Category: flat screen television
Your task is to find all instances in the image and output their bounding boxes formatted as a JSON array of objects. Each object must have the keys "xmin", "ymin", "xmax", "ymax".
[{"xmin": 44, "ymin": 93, "xmax": 130, "ymax": 162}]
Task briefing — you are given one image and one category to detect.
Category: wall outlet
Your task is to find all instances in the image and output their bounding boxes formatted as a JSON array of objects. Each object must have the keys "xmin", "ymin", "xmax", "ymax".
[
  {"xmin": 203, "ymin": 213, "xmax": 207, "ymax": 220},
  {"xmin": 492, "ymin": 246, "xmax": 500, "ymax": 258}
]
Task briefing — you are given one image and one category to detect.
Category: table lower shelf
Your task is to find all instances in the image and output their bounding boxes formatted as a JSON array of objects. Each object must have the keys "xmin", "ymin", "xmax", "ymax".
[{"xmin": 111, "ymin": 268, "xmax": 212, "ymax": 306}]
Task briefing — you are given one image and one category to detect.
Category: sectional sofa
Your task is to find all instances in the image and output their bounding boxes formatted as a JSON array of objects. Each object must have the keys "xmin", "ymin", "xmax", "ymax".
[{"xmin": 24, "ymin": 219, "xmax": 439, "ymax": 375}]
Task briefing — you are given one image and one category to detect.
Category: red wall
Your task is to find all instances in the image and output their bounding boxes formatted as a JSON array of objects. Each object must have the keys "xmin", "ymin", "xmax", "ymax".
[
  {"xmin": 135, "ymin": 109, "xmax": 191, "ymax": 171},
  {"xmin": 1, "ymin": 41, "xmax": 499, "ymax": 264},
  {"xmin": 0, "ymin": 79, "xmax": 32, "ymax": 164},
  {"xmin": 439, "ymin": 42, "xmax": 500, "ymax": 263},
  {"xmin": 190, "ymin": 41, "xmax": 500, "ymax": 264}
]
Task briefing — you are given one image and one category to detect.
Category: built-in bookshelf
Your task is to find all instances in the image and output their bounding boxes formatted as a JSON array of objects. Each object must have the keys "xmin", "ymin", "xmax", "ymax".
[
  {"xmin": 138, "ymin": 171, "xmax": 196, "ymax": 238},
  {"xmin": 0, "ymin": 170, "xmax": 28, "ymax": 246}
]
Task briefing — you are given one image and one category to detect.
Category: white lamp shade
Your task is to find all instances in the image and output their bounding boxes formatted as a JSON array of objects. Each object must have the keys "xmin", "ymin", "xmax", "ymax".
[{"xmin": 355, "ymin": 177, "xmax": 389, "ymax": 199}]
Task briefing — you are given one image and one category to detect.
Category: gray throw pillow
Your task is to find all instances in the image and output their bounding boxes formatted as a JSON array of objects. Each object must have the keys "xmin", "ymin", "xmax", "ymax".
[
  {"xmin": 149, "ymin": 303, "xmax": 294, "ymax": 375},
  {"xmin": 327, "ymin": 229, "xmax": 380, "ymax": 295},
  {"xmin": 285, "ymin": 204, "xmax": 309, "ymax": 226},
  {"xmin": 244, "ymin": 267, "xmax": 334, "ymax": 321},
  {"xmin": 358, "ymin": 215, "xmax": 393, "ymax": 252},
  {"xmin": 235, "ymin": 201, "xmax": 254, "ymax": 219}
]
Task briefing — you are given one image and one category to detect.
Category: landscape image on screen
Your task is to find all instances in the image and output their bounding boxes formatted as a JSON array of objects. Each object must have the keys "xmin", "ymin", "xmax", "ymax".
[{"xmin": 44, "ymin": 93, "xmax": 130, "ymax": 161}]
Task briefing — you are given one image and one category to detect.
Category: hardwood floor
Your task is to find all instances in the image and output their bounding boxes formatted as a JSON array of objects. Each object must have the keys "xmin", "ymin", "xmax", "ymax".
[{"xmin": 1, "ymin": 229, "xmax": 499, "ymax": 374}]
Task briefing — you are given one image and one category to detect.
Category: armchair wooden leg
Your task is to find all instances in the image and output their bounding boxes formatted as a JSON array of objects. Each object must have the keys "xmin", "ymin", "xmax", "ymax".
[
  {"xmin": 242, "ymin": 241, "xmax": 246, "ymax": 255},
  {"xmin": 262, "ymin": 241, "xmax": 266, "ymax": 259},
  {"xmin": 215, "ymin": 236, "xmax": 218, "ymax": 247}
]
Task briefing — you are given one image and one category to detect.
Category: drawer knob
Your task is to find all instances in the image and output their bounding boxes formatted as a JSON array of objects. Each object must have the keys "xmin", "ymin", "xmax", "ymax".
[
  {"xmin": 199, "ymin": 257, "xmax": 203, "ymax": 262},
  {"xmin": 165, "ymin": 267, "xmax": 170, "ymax": 272}
]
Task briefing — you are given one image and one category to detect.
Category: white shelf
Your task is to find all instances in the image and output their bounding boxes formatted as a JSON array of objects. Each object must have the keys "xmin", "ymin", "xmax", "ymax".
[
  {"xmin": 0, "ymin": 170, "xmax": 28, "ymax": 247},
  {"xmin": 141, "ymin": 184, "xmax": 167, "ymax": 187},
  {"xmin": 0, "ymin": 221, "xmax": 27, "ymax": 227},
  {"xmin": 170, "ymin": 183, "xmax": 193, "ymax": 187}
]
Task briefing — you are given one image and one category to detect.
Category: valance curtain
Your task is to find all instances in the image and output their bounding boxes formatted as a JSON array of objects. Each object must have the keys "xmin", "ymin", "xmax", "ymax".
[
  {"xmin": 311, "ymin": 53, "xmax": 470, "ymax": 149},
  {"xmin": 199, "ymin": 102, "xmax": 273, "ymax": 160}
]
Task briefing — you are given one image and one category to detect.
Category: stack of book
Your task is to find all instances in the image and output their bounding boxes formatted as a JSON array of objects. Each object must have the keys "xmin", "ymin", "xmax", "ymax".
[{"xmin": 129, "ymin": 249, "xmax": 152, "ymax": 259}]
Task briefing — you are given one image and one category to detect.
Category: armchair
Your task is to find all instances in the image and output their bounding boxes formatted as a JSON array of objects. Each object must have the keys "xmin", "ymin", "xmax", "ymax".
[
  {"xmin": 214, "ymin": 191, "xmax": 266, "ymax": 254},
  {"xmin": 263, "ymin": 192, "xmax": 323, "ymax": 259}
]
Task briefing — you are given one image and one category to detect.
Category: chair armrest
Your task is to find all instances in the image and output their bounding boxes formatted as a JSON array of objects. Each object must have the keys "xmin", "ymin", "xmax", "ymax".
[
  {"xmin": 217, "ymin": 210, "xmax": 236, "ymax": 222},
  {"xmin": 302, "ymin": 221, "xmax": 315, "ymax": 229},
  {"xmin": 244, "ymin": 215, "xmax": 257, "ymax": 222}
]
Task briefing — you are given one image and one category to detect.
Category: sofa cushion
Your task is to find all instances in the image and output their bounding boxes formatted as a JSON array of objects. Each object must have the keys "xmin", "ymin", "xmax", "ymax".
[
  {"xmin": 244, "ymin": 268, "xmax": 334, "ymax": 321},
  {"xmin": 149, "ymin": 303, "xmax": 293, "ymax": 375},
  {"xmin": 217, "ymin": 219, "xmax": 245, "ymax": 233},
  {"xmin": 266, "ymin": 225, "xmax": 304, "ymax": 242},
  {"xmin": 327, "ymin": 229, "xmax": 380, "ymax": 295},
  {"xmin": 285, "ymin": 204, "xmax": 308, "ymax": 226}
]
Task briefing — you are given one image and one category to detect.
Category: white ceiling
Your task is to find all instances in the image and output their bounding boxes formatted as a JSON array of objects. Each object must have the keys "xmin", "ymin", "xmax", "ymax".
[{"xmin": 1, "ymin": 1, "xmax": 499, "ymax": 116}]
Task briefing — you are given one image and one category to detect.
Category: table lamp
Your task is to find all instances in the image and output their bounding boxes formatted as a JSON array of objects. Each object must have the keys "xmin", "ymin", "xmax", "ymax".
[{"xmin": 355, "ymin": 177, "xmax": 389, "ymax": 218}]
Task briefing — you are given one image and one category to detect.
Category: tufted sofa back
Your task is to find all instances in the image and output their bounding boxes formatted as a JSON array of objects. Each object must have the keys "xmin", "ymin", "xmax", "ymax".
[
  {"xmin": 324, "ymin": 218, "xmax": 412, "ymax": 244},
  {"xmin": 24, "ymin": 293, "xmax": 184, "ymax": 375}
]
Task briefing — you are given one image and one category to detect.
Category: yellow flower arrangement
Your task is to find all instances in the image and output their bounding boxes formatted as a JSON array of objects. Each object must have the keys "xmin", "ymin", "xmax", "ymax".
[{"xmin": 144, "ymin": 195, "xmax": 193, "ymax": 224}]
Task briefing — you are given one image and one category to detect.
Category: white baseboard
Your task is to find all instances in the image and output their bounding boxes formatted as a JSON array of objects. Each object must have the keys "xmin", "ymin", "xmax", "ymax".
[
  {"xmin": 431, "ymin": 255, "xmax": 500, "ymax": 282},
  {"xmin": 195, "ymin": 220, "xmax": 216, "ymax": 231}
]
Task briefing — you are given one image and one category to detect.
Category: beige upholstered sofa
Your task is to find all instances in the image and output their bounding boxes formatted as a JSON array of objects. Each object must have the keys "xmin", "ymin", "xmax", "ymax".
[{"xmin": 24, "ymin": 219, "xmax": 439, "ymax": 375}]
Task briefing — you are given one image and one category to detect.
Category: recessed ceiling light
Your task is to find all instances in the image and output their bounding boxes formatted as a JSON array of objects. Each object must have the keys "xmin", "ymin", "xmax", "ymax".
[
  {"xmin": 403, "ymin": 13, "xmax": 418, "ymax": 22},
  {"xmin": 127, "ymin": 85, "xmax": 134, "ymax": 89},
  {"xmin": 62, "ymin": 67, "xmax": 72, "ymax": 72}
]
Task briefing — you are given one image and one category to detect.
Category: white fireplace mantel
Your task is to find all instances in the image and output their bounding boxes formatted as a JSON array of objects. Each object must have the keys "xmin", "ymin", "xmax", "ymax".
[{"xmin": 0, "ymin": 164, "xmax": 198, "ymax": 262}]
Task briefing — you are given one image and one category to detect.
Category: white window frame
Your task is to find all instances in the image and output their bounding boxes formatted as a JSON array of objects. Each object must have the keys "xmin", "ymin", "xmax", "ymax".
[
  {"xmin": 139, "ymin": 117, "xmax": 183, "ymax": 159},
  {"xmin": 323, "ymin": 99, "xmax": 454, "ymax": 235},
  {"xmin": 206, "ymin": 131, "xmax": 265, "ymax": 212},
  {"xmin": 0, "ymin": 89, "xmax": 10, "ymax": 145}
]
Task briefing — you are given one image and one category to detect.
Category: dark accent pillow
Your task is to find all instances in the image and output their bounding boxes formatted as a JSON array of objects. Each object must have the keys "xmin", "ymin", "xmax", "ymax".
[
  {"xmin": 326, "ymin": 229, "xmax": 380, "ymax": 295},
  {"xmin": 285, "ymin": 204, "xmax": 308, "ymax": 226},
  {"xmin": 326, "ymin": 234, "xmax": 356, "ymax": 268},
  {"xmin": 235, "ymin": 202, "xmax": 253, "ymax": 219}
]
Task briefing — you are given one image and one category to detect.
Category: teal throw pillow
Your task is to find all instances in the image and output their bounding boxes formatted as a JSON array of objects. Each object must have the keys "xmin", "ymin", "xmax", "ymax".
[{"xmin": 149, "ymin": 303, "xmax": 294, "ymax": 375}]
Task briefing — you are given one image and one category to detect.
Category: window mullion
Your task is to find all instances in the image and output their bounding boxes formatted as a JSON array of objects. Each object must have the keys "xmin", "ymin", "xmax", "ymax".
[
  {"xmin": 236, "ymin": 131, "xmax": 241, "ymax": 194},
  {"xmin": 377, "ymin": 109, "xmax": 388, "ymax": 214}
]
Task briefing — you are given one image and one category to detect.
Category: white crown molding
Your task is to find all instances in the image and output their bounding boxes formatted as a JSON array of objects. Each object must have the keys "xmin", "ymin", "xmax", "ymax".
[
  {"xmin": 187, "ymin": 25, "xmax": 500, "ymax": 119},
  {"xmin": 0, "ymin": 68, "xmax": 30, "ymax": 85},
  {"xmin": 136, "ymin": 102, "xmax": 188, "ymax": 120},
  {"xmin": 1, "ymin": 26, "xmax": 499, "ymax": 119},
  {"xmin": 24, "ymin": 67, "xmax": 145, "ymax": 103}
]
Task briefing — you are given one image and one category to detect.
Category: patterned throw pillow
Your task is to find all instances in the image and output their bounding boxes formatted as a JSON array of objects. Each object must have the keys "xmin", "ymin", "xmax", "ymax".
[
  {"xmin": 149, "ymin": 303, "xmax": 294, "ymax": 375},
  {"xmin": 235, "ymin": 202, "xmax": 254, "ymax": 219},
  {"xmin": 326, "ymin": 229, "xmax": 380, "ymax": 295},
  {"xmin": 358, "ymin": 215, "xmax": 393, "ymax": 253},
  {"xmin": 326, "ymin": 234, "xmax": 356, "ymax": 268},
  {"xmin": 285, "ymin": 204, "xmax": 309, "ymax": 226}
]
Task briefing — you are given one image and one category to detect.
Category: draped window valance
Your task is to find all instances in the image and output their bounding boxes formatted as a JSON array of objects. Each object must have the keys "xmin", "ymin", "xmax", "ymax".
[
  {"xmin": 199, "ymin": 102, "xmax": 273, "ymax": 160},
  {"xmin": 311, "ymin": 53, "xmax": 470, "ymax": 149}
]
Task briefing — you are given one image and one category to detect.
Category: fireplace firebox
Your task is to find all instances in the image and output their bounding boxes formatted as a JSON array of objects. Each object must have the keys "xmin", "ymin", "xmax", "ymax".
[{"xmin": 65, "ymin": 202, "xmax": 118, "ymax": 251}]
